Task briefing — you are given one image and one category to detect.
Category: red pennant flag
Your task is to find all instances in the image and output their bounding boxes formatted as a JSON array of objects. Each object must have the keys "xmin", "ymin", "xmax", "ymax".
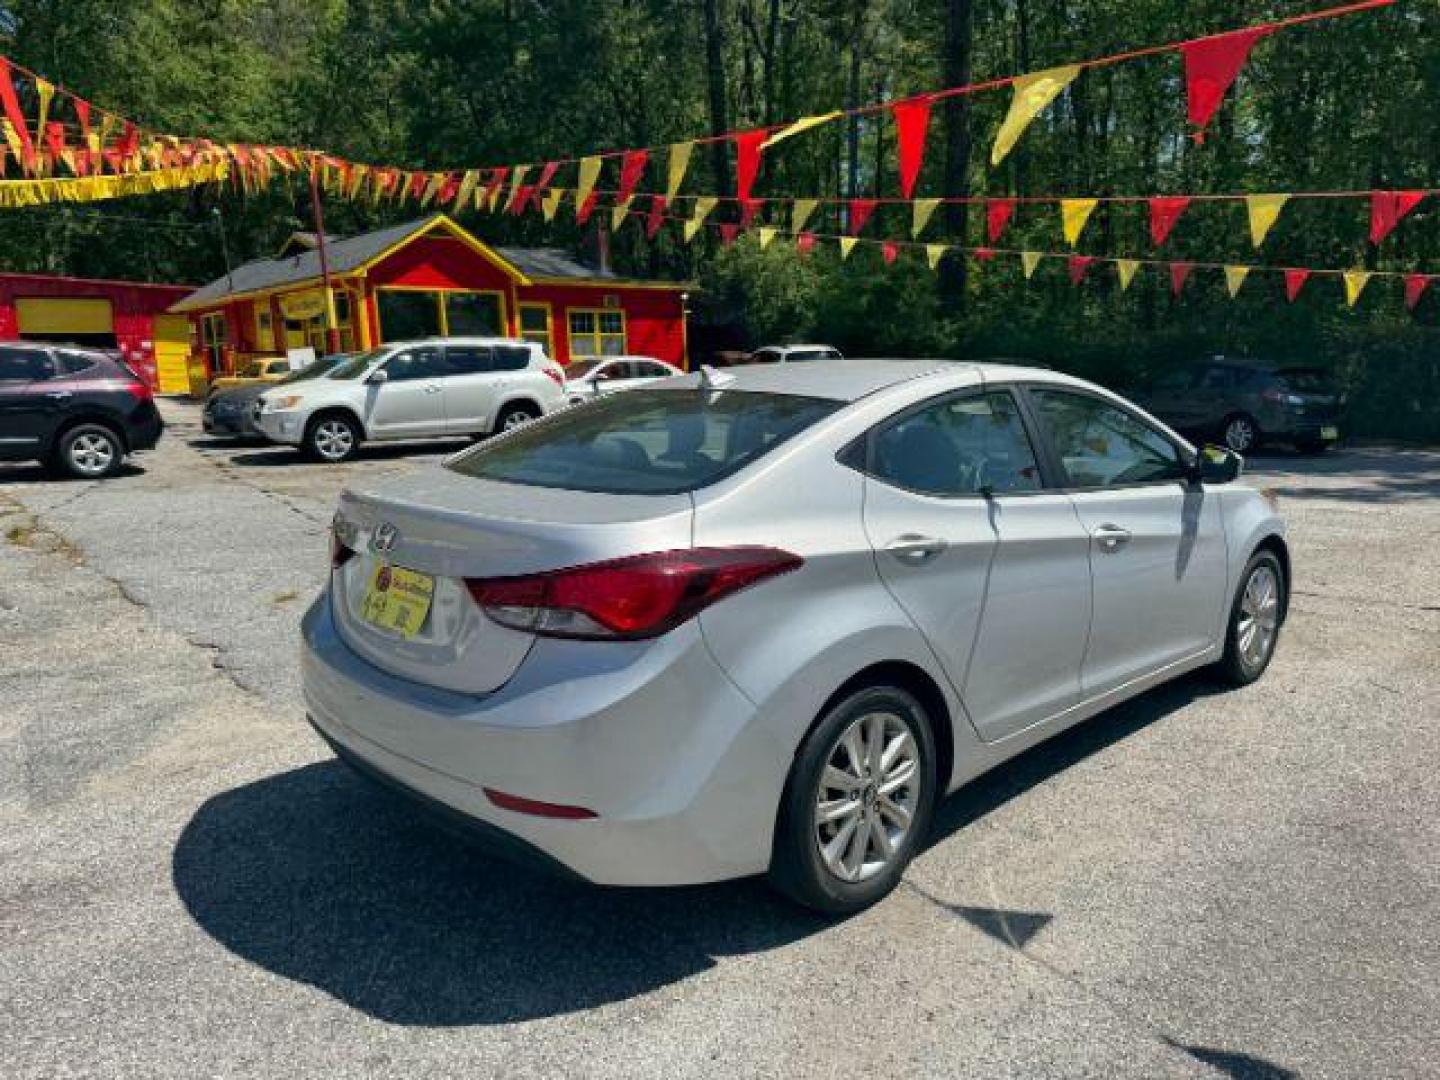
[
  {"xmin": 882, "ymin": 241, "xmax": 900, "ymax": 265},
  {"xmin": 482, "ymin": 167, "xmax": 509, "ymax": 208},
  {"xmin": 1369, "ymin": 191, "xmax": 1426, "ymax": 245},
  {"xmin": 1283, "ymin": 268, "xmax": 1310, "ymax": 303},
  {"xmin": 733, "ymin": 128, "xmax": 769, "ymax": 202},
  {"xmin": 532, "ymin": 160, "xmax": 560, "ymax": 195},
  {"xmin": 738, "ymin": 197, "xmax": 764, "ymax": 230},
  {"xmin": 847, "ymin": 198, "xmax": 879, "ymax": 236},
  {"xmin": 616, "ymin": 149, "xmax": 648, "ymax": 204},
  {"xmin": 1180, "ymin": 27, "xmax": 1270, "ymax": 139},
  {"xmin": 0, "ymin": 58, "xmax": 35, "ymax": 173},
  {"xmin": 1149, "ymin": 196, "xmax": 1191, "ymax": 247},
  {"xmin": 892, "ymin": 96, "xmax": 932, "ymax": 200},
  {"xmin": 1170, "ymin": 261, "xmax": 1194, "ymax": 297},
  {"xmin": 118, "ymin": 121, "xmax": 140, "ymax": 160},
  {"xmin": 986, "ymin": 198, "xmax": 1016, "ymax": 244},
  {"xmin": 1405, "ymin": 274, "xmax": 1431, "ymax": 312},
  {"xmin": 645, "ymin": 195, "xmax": 668, "ymax": 239},
  {"xmin": 405, "ymin": 172, "xmax": 429, "ymax": 201},
  {"xmin": 796, "ymin": 232, "xmax": 817, "ymax": 257},
  {"xmin": 718, "ymin": 222, "xmax": 740, "ymax": 246},
  {"xmin": 438, "ymin": 173, "xmax": 461, "ymax": 205},
  {"xmin": 44, "ymin": 121, "xmax": 66, "ymax": 165},
  {"xmin": 973, "ymin": 247, "xmax": 997, "ymax": 262},
  {"xmin": 508, "ymin": 184, "xmax": 535, "ymax": 215},
  {"xmin": 1068, "ymin": 255, "xmax": 1096, "ymax": 285},
  {"xmin": 575, "ymin": 189, "xmax": 600, "ymax": 225}
]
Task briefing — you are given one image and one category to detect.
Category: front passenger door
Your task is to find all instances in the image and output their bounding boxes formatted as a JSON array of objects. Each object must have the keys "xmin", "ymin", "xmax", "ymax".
[
  {"xmin": 366, "ymin": 346, "xmax": 448, "ymax": 439},
  {"xmin": 1026, "ymin": 387, "xmax": 1230, "ymax": 697},
  {"xmin": 859, "ymin": 389, "xmax": 1093, "ymax": 743},
  {"xmin": 0, "ymin": 347, "xmax": 59, "ymax": 460}
]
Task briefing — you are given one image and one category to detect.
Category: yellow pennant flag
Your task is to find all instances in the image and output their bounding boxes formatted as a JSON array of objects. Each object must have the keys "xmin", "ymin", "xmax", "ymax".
[
  {"xmin": 610, "ymin": 196, "xmax": 634, "ymax": 232},
  {"xmin": 991, "ymin": 65, "xmax": 1082, "ymax": 167},
  {"xmin": 911, "ymin": 197, "xmax": 942, "ymax": 238},
  {"xmin": 574, "ymin": 156, "xmax": 602, "ymax": 218},
  {"xmin": 1224, "ymin": 265, "xmax": 1252, "ymax": 298},
  {"xmin": 347, "ymin": 164, "xmax": 368, "ymax": 200},
  {"xmin": 666, "ymin": 142, "xmax": 692, "ymax": 200},
  {"xmin": 1245, "ymin": 194, "xmax": 1289, "ymax": 248},
  {"xmin": 791, "ymin": 198, "xmax": 819, "ymax": 233},
  {"xmin": 762, "ymin": 111, "xmax": 843, "ymax": 150},
  {"xmin": 1, "ymin": 120, "xmax": 22, "ymax": 165},
  {"xmin": 683, "ymin": 217, "xmax": 705, "ymax": 242},
  {"xmin": 541, "ymin": 186, "xmax": 566, "ymax": 222},
  {"xmin": 504, "ymin": 165, "xmax": 530, "ymax": 212},
  {"xmin": 34, "ymin": 78, "xmax": 55, "ymax": 145},
  {"xmin": 1343, "ymin": 269, "xmax": 1372, "ymax": 308},
  {"xmin": 454, "ymin": 169, "xmax": 480, "ymax": 209},
  {"xmin": 1060, "ymin": 198, "xmax": 1098, "ymax": 246},
  {"xmin": 1020, "ymin": 251, "xmax": 1044, "ymax": 279},
  {"xmin": 683, "ymin": 196, "xmax": 718, "ymax": 242},
  {"xmin": 0, "ymin": 161, "xmax": 230, "ymax": 209},
  {"xmin": 758, "ymin": 227, "xmax": 777, "ymax": 250},
  {"xmin": 1116, "ymin": 259, "xmax": 1141, "ymax": 291},
  {"xmin": 421, "ymin": 171, "xmax": 446, "ymax": 208},
  {"xmin": 926, "ymin": 243, "xmax": 948, "ymax": 270},
  {"xmin": 839, "ymin": 237, "xmax": 859, "ymax": 260}
]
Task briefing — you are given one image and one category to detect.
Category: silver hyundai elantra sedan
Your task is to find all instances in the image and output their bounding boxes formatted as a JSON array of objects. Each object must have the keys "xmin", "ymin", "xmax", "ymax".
[{"xmin": 303, "ymin": 360, "xmax": 1287, "ymax": 913}]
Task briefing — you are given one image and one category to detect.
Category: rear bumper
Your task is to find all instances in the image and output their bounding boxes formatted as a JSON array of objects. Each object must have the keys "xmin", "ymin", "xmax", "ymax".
[{"xmin": 300, "ymin": 592, "xmax": 781, "ymax": 886}]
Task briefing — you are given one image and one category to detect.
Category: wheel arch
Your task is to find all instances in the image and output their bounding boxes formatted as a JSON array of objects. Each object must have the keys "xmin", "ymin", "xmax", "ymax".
[
  {"xmin": 305, "ymin": 405, "xmax": 367, "ymax": 441},
  {"xmin": 47, "ymin": 412, "xmax": 129, "ymax": 457},
  {"xmin": 1252, "ymin": 533, "xmax": 1292, "ymax": 623}
]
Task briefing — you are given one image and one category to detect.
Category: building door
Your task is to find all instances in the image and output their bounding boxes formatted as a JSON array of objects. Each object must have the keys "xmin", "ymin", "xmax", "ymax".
[
  {"xmin": 152, "ymin": 315, "xmax": 192, "ymax": 394},
  {"xmin": 16, "ymin": 298, "xmax": 116, "ymax": 348}
]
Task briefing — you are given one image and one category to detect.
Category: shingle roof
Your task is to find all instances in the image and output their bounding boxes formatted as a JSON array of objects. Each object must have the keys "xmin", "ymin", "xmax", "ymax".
[{"xmin": 170, "ymin": 214, "xmax": 642, "ymax": 313}]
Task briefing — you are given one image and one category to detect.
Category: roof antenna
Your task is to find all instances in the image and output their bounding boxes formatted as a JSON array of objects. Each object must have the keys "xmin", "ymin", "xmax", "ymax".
[{"xmin": 699, "ymin": 364, "xmax": 736, "ymax": 389}]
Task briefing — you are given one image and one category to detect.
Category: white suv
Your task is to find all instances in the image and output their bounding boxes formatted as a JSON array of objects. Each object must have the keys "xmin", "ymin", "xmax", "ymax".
[{"xmin": 255, "ymin": 338, "xmax": 566, "ymax": 462}]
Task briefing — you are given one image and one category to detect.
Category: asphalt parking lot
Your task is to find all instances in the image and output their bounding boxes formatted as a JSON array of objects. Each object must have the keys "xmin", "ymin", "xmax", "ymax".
[{"xmin": 2, "ymin": 398, "xmax": 1437, "ymax": 1079}]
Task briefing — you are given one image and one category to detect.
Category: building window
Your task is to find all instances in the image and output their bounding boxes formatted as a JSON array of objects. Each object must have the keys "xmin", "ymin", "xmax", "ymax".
[
  {"xmin": 520, "ymin": 303, "xmax": 552, "ymax": 356},
  {"xmin": 568, "ymin": 308, "xmax": 626, "ymax": 359},
  {"xmin": 200, "ymin": 312, "xmax": 228, "ymax": 372},
  {"xmin": 445, "ymin": 292, "xmax": 505, "ymax": 336},
  {"xmin": 254, "ymin": 308, "xmax": 275, "ymax": 352},
  {"xmin": 375, "ymin": 289, "xmax": 504, "ymax": 341}
]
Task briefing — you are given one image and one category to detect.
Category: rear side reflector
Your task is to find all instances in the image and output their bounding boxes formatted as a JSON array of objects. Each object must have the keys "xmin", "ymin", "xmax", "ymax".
[
  {"xmin": 466, "ymin": 546, "xmax": 802, "ymax": 640},
  {"xmin": 542, "ymin": 366, "xmax": 565, "ymax": 387},
  {"xmin": 484, "ymin": 788, "xmax": 598, "ymax": 819}
]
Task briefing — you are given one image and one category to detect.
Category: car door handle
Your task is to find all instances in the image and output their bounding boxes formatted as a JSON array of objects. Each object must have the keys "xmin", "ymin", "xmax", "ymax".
[
  {"xmin": 424, "ymin": 383, "xmax": 443, "ymax": 394},
  {"xmin": 45, "ymin": 390, "xmax": 73, "ymax": 401},
  {"xmin": 1092, "ymin": 524, "xmax": 1132, "ymax": 552},
  {"xmin": 884, "ymin": 535, "xmax": 949, "ymax": 564}
]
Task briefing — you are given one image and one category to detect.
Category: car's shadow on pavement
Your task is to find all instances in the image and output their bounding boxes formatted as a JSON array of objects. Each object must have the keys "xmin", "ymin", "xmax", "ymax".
[
  {"xmin": 172, "ymin": 672, "xmax": 1225, "ymax": 1027},
  {"xmin": 219, "ymin": 441, "xmax": 474, "ymax": 468},
  {"xmin": 0, "ymin": 462, "xmax": 145, "ymax": 484}
]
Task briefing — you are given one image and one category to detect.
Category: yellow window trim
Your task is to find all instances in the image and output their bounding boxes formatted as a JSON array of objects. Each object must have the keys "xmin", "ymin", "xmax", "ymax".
[{"xmin": 566, "ymin": 306, "xmax": 627, "ymax": 358}]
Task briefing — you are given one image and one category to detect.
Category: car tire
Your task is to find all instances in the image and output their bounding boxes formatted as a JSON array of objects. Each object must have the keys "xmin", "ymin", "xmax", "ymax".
[
  {"xmin": 1214, "ymin": 549, "xmax": 1286, "ymax": 687},
  {"xmin": 1221, "ymin": 413, "xmax": 1261, "ymax": 454},
  {"xmin": 494, "ymin": 403, "xmax": 540, "ymax": 433},
  {"xmin": 769, "ymin": 684, "xmax": 938, "ymax": 915},
  {"xmin": 304, "ymin": 412, "xmax": 361, "ymax": 463},
  {"xmin": 53, "ymin": 423, "xmax": 124, "ymax": 480}
]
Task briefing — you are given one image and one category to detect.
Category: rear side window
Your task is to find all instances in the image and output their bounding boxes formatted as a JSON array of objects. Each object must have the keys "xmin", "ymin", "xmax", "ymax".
[
  {"xmin": 0, "ymin": 348, "xmax": 53, "ymax": 381},
  {"xmin": 494, "ymin": 345, "xmax": 532, "ymax": 372},
  {"xmin": 446, "ymin": 388, "xmax": 842, "ymax": 494},
  {"xmin": 55, "ymin": 351, "xmax": 100, "ymax": 375},
  {"xmin": 1275, "ymin": 368, "xmax": 1333, "ymax": 392},
  {"xmin": 865, "ymin": 391, "xmax": 1042, "ymax": 497}
]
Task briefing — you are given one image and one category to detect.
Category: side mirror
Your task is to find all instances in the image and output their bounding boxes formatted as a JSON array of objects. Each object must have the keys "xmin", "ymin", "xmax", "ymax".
[
  {"xmin": 1193, "ymin": 445, "xmax": 1242, "ymax": 484},
  {"xmin": 365, "ymin": 368, "xmax": 389, "ymax": 385}
]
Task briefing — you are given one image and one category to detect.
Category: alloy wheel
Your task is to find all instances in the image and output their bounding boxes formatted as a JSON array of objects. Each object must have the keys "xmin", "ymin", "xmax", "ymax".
[
  {"xmin": 813, "ymin": 711, "xmax": 922, "ymax": 883},
  {"xmin": 68, "ymin": 432, "xmax": 116, "ymax": 476},
  {"xmin": 1225, "ymin": 416, "xmax": 1256, "ymax": 453},
  {"xmin": 1237, "ymin": 564, "xmax": 1281, "ymax": 670},
  {"xmin": 501, "ymin": 409, "xmax": 537, "ymax": 432},
  {"xmin": 313, "ymin": 420, "xmax": 354, "ymax": 461}
]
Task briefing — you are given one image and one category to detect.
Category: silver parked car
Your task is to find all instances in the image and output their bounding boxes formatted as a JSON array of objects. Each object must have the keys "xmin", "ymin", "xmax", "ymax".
[
  {"xmin": 563, "ymin": 355, "xmax": 683, "ymax": 405},
  {"xmin": 304, "ymin": 360, "xmax": 1288, "ymax": 913}
]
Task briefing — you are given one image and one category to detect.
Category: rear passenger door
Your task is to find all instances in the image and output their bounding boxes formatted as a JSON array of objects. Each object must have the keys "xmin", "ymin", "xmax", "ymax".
[
  {"xmin": 441, "ymin": 344, "xmax": 498, "ymax": 435},
  {"xmin": 859, "ymin": 388, "xmax": 1093, "ymax": 742},
  {"xmin": 1025, "ymin": 387, "xmax": 1229, "ymax": 697}
]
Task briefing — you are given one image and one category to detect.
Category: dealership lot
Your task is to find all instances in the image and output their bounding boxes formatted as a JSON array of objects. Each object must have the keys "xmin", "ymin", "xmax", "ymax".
[{"xmin": 2, "ymin": 399, "xmax": 1437, "ymax": 1078}]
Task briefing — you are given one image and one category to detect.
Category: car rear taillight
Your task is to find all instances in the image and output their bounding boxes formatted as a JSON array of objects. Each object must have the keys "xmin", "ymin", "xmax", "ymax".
[
  {"xmin": 466, "ymin": 546, "xmax": 802, "ymax": 640},
  {"xmin": 124, "ymin": 380, "xmax": 153, "ymax": 402}
]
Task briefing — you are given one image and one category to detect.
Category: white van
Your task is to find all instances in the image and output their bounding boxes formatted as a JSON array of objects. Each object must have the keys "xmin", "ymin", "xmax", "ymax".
[{"xmin": 255, "ymin": 338, "xmax": 567, "ymax": 461}]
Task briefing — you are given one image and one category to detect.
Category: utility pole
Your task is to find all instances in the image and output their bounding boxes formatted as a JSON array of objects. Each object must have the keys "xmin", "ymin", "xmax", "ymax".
[
  {"xmin": 308, "ymin": 168, "xmax": 342, "ymax": 354},
  {"xmin": 211, "ymin": 207, "xmax": 234, "ymax": 293}
]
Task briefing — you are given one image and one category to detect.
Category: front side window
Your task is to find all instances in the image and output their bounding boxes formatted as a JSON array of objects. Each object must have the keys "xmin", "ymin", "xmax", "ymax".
[
  {"xmin": 866, "ymin": 391, "xmax": 1042, "ymax": 497},
  {"xmin": 446, "ymin": 388, "xmax": 841, "ymax": 495},
  {"xmin": 1031, "ymin": 388, "xmax": 1188, "ymax": 488},
  {"xmin": 383, "ymin": 347, "xmax": 446, "ymax": 382},
  {"xmin": 0, "ymin": 347, "xmax": 53, "ymax": 381},
  {"xmin": 568, "ymin": 309, "xmax": 626, "ymax": 359}
]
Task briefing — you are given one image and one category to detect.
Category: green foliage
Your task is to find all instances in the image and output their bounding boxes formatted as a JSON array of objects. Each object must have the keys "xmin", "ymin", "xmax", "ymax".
[{"xmin": 0, "ymin": 0, "xmax": 1437, "ymax": 438}]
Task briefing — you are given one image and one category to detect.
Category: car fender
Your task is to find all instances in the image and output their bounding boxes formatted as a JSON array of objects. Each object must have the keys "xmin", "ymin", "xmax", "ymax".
[{"xmin": 1216, "ymin": 485, "xmax": 1288, "ymax": 632}]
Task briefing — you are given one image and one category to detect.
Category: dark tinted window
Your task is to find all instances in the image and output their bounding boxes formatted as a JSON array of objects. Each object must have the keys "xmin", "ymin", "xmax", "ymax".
[
  {"xmin": 639, "ymin": 362, "xmax": 673, "ymax": 378},
  {"xmin": 445, "ymin": 346, "xmax": 494, "ymax": 375},
  {"xmin": 55, "ymin": 350, "xmax": 100, "ymax": 375},
  {"xmin": 868, "ymin": 391, "xmax": 1042, "ymax": 496},
  {"xmin": 0, "ymin": 348, "xmax": 53, "ymax": 381},
  {"xmin": 1198, "ymin": 366, "xmax": 1235, "ymax": 390},
  {"xmin": 446, "ymin": 388, "xmax": 841, "ymax": 494},
  {"xmin": 383, "ymin": 347, "xmax": 446, "ymax": 381},
  {"xmin": 1032, "ymin": 389, "xmax": 1187, "ymax": 488},
  {"xmin": 750, "ymin": 349, "xmax": 780, "ymax": 364},
  {"xmin": 493, "ymin": 345, "xmax": 531, "ymax": 372},
  {"xmin": 1275, "ymin": 368, "xmax": 1333, "ymax": 392}
]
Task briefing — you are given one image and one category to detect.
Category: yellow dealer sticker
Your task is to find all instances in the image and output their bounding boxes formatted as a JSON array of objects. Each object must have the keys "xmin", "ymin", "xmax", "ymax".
[{"xmin": 360, "ymin": 564, "xmax": 434, "ymax": 639}]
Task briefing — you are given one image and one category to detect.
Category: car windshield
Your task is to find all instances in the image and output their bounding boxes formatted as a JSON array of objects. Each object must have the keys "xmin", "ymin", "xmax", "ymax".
[
  {"xmin": 327, "ymin": 349, "xmax": 388, "ymax": 380},
  {"xmin": 446, "ymin": 388, "xmax": 843, "ymax": 494},
  {"xmin": 567, "ymin": 359, "xmax": 604, "ymax": 378},
  {"xmin": 280, "ymin": 354, "xmax": 348, "ymax": 384}
]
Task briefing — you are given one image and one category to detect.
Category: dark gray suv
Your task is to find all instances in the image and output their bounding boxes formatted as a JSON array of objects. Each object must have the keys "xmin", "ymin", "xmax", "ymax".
[{"xmin": 1134, "ymin": 358, "xmax": 1342, "ymax": 454}]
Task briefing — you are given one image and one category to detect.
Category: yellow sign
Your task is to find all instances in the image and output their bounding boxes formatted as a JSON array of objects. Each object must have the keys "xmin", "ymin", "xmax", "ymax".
[
  {"xmin": 360, "ymin": 564, "xmax": 435, "ymax": 639},
  {"xmin": 280, "ymin": 290, "xmax": 327, "ymax": 321}
]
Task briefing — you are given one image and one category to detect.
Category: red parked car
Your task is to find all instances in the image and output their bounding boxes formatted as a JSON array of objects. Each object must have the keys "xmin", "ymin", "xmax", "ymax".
[{"xmin": 0, "ymin": 342, "xmax": 163, "ymax": 478}]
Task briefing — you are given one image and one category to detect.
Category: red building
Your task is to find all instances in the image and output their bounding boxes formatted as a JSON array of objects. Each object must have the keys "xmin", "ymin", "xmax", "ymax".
[
  {"xmin": 171, "ymin": 214, "xmax": 691, "ymax": 373},
  {"xmin": 0, "ymin": 272, "xmax": 196, "ymax": 392}
]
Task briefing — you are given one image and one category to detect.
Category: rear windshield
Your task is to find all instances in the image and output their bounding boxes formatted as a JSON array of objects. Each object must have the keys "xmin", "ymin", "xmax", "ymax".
[
  {"xmin": 1275, "ymin": 368, "xmax": 1334, "ymax": 392},
  {"xmin": 445, "ymin": 388, "xmax": 842, "ymax": 494}
]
